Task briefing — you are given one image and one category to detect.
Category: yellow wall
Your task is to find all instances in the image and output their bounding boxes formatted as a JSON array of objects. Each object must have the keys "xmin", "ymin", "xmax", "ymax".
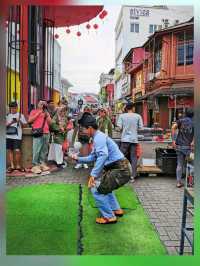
[
  {"xmin": 53, "ymin": 90, "xmax": 60, "ymax": 105},
  {"xmin": 6, "ymin": 69, "xmax": 21, "ymax": 106}
]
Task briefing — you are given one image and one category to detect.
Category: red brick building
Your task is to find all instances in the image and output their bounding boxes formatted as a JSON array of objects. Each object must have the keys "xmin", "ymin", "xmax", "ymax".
[{"xmin": 139, "ymin": 17, "xmax": 194, "ymax": 129}]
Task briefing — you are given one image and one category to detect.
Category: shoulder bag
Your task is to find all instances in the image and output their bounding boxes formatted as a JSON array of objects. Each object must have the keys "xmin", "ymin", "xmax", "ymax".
[
  {"xmin": 6, "ymin": 113, "xmax": 21, "ymax": 135},
  {"xmin": 32, "ymin": 114, "xmax": 47, "ymax": 138}
]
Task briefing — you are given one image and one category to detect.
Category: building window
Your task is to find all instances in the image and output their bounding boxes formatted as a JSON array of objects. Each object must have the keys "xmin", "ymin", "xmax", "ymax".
[
  {"xmin": 177, "ymin": 31, "xmax": 194, "ymax": 66},
  {"xmin": 162, "ymin": 19, "xmax": 169, "ymax": 28},
  {"xmin": 154, "ymin": 41, "xmax": 162, "ymax": 73},
  {"xmin": 149, "ymin": 24, "xmax": 158, "ymax": 34},
  {"xmin": 130, "ymin": 23, "xmax": 139, "ymax": 33},
  {"xmin": 177, "ymin": 44, "xmax": 184, "ymax": 65}
]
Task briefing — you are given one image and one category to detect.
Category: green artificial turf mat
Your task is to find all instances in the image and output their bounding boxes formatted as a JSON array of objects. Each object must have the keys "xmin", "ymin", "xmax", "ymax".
[
  {"xmin": 6, "ymin": 184, "xmax": 79, "ymax": 255},
  {"xmin": 82, "ymin": 185, "xmax": 167, "ymax": 255}
]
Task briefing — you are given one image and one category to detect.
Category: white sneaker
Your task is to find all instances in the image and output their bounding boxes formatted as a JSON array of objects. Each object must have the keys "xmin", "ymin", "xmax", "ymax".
[
  {"xmin": 130, "ymin": 176, "xmax": 135, "ymax": 183},
  {"xmin": 74, "ymin": 163, "xmax": 82, "ymax": 169},
  {"xmin": 83, "ymin": 164, "xmax": 88, "ymax": 169},
  {"xmin": 61, "ymin": 161, "xmax": 67, "ymax": 169}
]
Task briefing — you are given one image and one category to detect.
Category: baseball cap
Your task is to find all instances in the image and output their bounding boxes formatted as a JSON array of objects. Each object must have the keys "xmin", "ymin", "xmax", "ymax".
[{"xmin": 78, "ymin": 113, "xmax": 96, "ymax": 127}]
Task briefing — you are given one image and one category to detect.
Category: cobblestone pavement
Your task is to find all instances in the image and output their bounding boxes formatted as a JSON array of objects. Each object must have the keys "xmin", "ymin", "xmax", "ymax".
[
  {"xmin": 133, "ymin": 176, "xmax": 193, "ymax": 255},
  {"xmin": 6, "ymin": 164, "xmax": 193, "ymax": 256},
  {"xmin": 6, "ymin": 164, "xmax": 89, "ymax": 189}
]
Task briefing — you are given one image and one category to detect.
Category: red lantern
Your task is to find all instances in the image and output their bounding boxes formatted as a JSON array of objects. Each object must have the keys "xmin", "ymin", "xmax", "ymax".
[
  {"xmin": 66, "ymin": 28, "xmax": 70, "ymax": 34},
  {"xmin": 93, "ymin": 24, "xmax": 98, "ymax": 30},
  {"xmin": 54, "ymin": 34, "xmax": 59, "ymax": 39},
  {"xmin": 77, "ymin": 31, "xmax": 81, "ymax": 37},
  {"xmin": 86, "ymin": 24, "xmax": 91, "ymax": 30},
  {"xmin": 99, "ymin": 13, "xmax": 104, "ymax": 19},
  {"xmin": 102, "ymin": 10, "xmax": 108, "ymax": 18}
]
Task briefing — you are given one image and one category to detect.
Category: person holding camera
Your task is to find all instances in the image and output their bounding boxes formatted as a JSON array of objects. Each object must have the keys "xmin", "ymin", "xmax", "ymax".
[
  {"xmin": 6, "ymin": 102, "xmax": 27, "ymax": 173},
  {"xmin": 69, "ymin": 114, "xmax": 132, "ymax": 224},
  {"xmin": 28, "ymin": 100, "xmax": 52, "ymax": 174},
  {"xmin": 48, "ymin": 106, "xmax": 69, "ymax": 167}
]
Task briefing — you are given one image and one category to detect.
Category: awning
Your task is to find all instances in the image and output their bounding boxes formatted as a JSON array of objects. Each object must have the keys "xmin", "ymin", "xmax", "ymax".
[
  {"xmin": 6, "ymin": 5, "xmax": 103, "ymax": 27},
  {"xmin": 43, "ymin": 5, "xmax": 103, "ymax": 27},
  {"xmin": 136, "ymin": 86, "xmax": 194, "ymax": 102}
]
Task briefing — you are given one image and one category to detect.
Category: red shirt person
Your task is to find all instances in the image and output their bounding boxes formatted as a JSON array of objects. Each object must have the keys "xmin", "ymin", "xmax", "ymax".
[{"xmin": 28, "ymin": 100, "xmax": 52, "ymax": 174}]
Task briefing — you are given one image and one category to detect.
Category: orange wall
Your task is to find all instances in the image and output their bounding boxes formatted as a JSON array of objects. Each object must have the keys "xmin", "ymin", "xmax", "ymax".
[
  {"xmin": 161, "ymin": 32, "xmax": 194, "ymax": 81},
  {"xmin": 144, "ymin": 29, "xmax": 194, "ymax": 86}
]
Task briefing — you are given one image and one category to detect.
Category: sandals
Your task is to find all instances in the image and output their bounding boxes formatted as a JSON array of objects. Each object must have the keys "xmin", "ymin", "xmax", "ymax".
[
  {"xmin": 16, "ymin": 167, "xmax": 26, "ymax": 172},
  {"xmin": 96, "ymin": 217, "xmax": 117, "ymax": 224},
  {"xmin": 6, "ymin": 167, "xmax": 26, "ymax": 174},
  {"xmin": 6, "ymin": 167, "xmax": 15, "ymax": 173},
  {"xmin": 114, "ymin": 209, "xmax": 124, "ymax": 217}
]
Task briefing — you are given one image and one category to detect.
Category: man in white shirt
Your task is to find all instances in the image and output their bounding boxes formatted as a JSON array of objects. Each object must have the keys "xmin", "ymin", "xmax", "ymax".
[
  {"xmin": 117, "ymin": 102, "xmax": 143, "ymax": 180},
  {"xmin": 6, "ymin": 102, "xmax": 27, "ymax": 173}
]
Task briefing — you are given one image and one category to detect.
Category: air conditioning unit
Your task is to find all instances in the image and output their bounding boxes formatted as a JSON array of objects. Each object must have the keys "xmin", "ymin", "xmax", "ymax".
[
  {"xmin": 148, "ymin": 73, "xmax": 155, "ymax": 81},
  {"xmin": 155, "ymin": 71, "xmax": 160, "ymax": 78},
  {"xmin": 174, "ymin": 19, "xmax": 179, "ymax": 25}
]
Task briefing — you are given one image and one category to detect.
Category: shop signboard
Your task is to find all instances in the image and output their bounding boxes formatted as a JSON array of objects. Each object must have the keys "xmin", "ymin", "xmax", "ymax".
[
  {"xmin": 121, "ymin": 74, "xmax": 131, "ymax": 98},
  {"xmin": 130, "ymin": 7, "xmax": 150, "ymax": 18},
  {"xmin": 168, "ymin": 96, "xmax": 194, "ymax": 108}
]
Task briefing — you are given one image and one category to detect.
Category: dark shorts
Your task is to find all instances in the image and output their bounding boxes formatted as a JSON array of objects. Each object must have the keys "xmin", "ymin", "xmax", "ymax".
[{"xmin": 6, "ymin": 139, "xmax": 22, "ymax": 150}]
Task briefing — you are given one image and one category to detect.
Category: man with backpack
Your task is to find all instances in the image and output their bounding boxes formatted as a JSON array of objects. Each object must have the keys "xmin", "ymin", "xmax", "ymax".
[
  {"xmin": 69, "ymin": 114, "xmax": 132, "ymax": 224},
  {"xmin": 171, "ymin": 108, "xmax": 194, "ymax": 188}
]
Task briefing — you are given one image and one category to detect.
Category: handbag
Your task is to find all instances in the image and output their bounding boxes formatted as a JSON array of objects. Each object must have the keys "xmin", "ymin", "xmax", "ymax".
[
  {"xmin": 6, "ymin": 126, "xmax": 18, "ymax": 135},
  {"xmin": 6, "ymin": 113, "xmax": 21, "ymax": 135},
  {"xmin": 32, "ymin": 114, "xmax": 47, "ymax": 138}
]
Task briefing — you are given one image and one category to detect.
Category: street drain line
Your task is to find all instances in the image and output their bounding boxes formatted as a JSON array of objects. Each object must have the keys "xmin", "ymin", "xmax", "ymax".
[{"xmin": 77, "ymin": 184, "xmax": 84, "ymax": 255}]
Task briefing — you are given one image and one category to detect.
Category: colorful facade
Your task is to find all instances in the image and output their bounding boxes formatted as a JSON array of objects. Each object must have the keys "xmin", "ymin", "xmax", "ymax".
[
  {"xmin": 123, "ymin": 18, "xmax": 194, "ymax": 129},
  {"xmin": 6, "ymin": 69, "xmax": 20, "ymax": 106},
  {"xmin": 142, "ymin": 18, "xmax": 194, "ymax": 128},
  {"xmin": 6, "ymin": 5, "xmax": 103, "ymax": 116}
]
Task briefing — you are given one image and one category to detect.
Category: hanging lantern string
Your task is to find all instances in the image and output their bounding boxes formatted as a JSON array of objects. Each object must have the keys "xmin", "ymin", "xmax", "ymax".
[
  {"xmin": 93, "ymin": 23, "xmax": 99, "ymax": 34},
  {"xmin": 77, "ymin": 24, "xmax": 81, "ymax": 38},
  {"xmin": 86, "ymin": 21, "xmax": 91, "ymax": 34},
  {"xmin": 66, "ymin": 26, "xmax": 70, "ymax": 34}
]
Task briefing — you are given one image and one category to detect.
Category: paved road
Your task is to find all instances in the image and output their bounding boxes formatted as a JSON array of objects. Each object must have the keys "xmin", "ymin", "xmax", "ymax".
[{"xmin": 133, "ymin": 176, "xmax": 193, "ymax": 255}]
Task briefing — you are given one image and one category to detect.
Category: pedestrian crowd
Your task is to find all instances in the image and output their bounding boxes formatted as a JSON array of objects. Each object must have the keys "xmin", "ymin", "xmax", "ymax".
[{"xmin": 6, "ymin": 99, "xmax": 121, "ymax": 175}]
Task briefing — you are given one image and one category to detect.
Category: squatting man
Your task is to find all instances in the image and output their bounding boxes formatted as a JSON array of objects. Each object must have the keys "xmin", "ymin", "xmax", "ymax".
[{"xmin": 69, "ymin": 114, "xmax": 132, "ymax": 224}]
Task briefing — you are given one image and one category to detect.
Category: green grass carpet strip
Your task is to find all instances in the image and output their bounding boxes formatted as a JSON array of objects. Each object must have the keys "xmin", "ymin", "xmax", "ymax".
[
  {"xmin": 6, "ymin": 184, "xmax": 79, "ymax": 255},
  {"xmin": 82, "ymin": 185, "xmax": 167, "ymax": 255}
]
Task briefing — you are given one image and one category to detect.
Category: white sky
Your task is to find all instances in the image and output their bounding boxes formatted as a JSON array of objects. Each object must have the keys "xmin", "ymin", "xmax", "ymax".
[{"xmin": 56, "ymin": 5, "xmax": 121, "ymax": 94}]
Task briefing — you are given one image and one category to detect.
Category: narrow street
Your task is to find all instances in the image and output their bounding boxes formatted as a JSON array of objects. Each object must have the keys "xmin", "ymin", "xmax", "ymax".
[{"xmin": 4, "ymin": 4, "xmax": 194, "ymax": 257}]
